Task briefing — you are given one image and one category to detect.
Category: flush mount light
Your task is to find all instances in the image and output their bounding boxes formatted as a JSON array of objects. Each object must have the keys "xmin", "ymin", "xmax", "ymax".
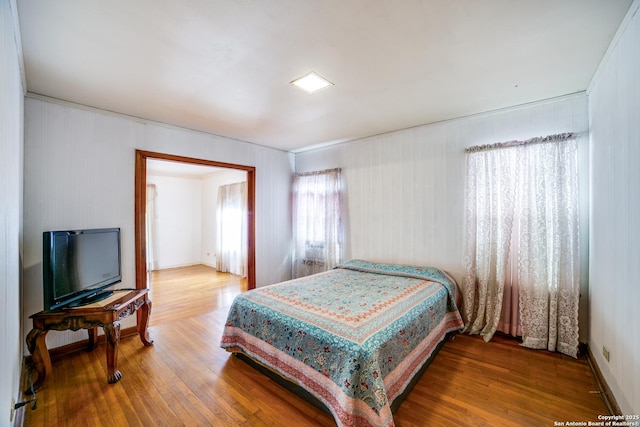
[{"xmin": 290, "ymin": 71, "xmax": 334, "ymax": 94}]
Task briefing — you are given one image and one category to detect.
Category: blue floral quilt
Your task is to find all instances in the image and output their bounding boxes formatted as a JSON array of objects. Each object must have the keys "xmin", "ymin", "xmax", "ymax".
[{"xmin": 220, "ymin": 260, "xmax": 464, "ymax": 427}]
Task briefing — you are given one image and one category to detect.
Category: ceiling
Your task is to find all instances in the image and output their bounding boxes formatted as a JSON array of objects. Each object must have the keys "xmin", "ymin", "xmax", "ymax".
[{"xmin": 17, "ymin": 1, "xmax": 633, "ymax": 153}]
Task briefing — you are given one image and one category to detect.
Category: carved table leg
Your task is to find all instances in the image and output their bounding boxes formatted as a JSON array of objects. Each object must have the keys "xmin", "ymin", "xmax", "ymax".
[
  {"xmin": 103, "ymin": 321, "xmax": 122, "ymax": 383},
  {"xmin": 87, "ymin": 327, "xmax": 98, "ymax": 351},
  {"xmin": 138, "ymin": 297, "xmax": 154, "ymax": 346},
  {"xmin": 26, "ymin": 328, "xmax": 51, "ymax": 391}
]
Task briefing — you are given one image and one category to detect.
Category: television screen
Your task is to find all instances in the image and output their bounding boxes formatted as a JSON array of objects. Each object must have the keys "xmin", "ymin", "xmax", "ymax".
[{"xmin": 43, "ymin": 228, "xmax": 122, "ymax": 311}]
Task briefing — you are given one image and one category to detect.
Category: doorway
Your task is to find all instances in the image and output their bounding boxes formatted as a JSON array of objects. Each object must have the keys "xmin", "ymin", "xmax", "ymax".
[{"xmin": 135, "ymin": 150, "xmax": 256, "ymax": 293}]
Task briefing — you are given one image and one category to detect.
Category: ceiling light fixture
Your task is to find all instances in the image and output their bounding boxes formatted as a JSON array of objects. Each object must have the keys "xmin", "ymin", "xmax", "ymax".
[{"xmin": 290, "ymin": 71, "xmax": 334, "ymax": 94}]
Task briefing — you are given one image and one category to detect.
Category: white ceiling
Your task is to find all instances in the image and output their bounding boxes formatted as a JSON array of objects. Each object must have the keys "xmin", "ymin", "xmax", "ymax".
[{"xmin": 17, "ymin": 0, "xmax": 633, "ymax": 153}]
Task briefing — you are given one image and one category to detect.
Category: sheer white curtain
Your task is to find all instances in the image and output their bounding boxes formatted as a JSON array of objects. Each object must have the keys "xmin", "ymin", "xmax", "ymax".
[
  {"xmin": 462, "ymin": 147, "xmax": 518, "ymax": 340},
  {"xmin": 145, "ymin": 184, "xmax": 159, "ymax": 271},
  {"xmin": 216, "ymin": 181, "xmax": 247, "ymax": 277},
  {"xmin": 462, "ymin": 133, "xmax": 580, "ymax": 357},
  {"xmin": 292, "ymin": 168, "xmax": 343, "ymax": 278},
  {"xmin": 517, "ymin": 138, "xmax": 580, "ymax": 356}
]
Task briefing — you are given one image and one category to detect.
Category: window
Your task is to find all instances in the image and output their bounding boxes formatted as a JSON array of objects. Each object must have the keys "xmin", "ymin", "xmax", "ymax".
[
  {"xmin": 291, "ymin": 168, "xmax": 343, "ymax": 278},
  {"xmin": 461, "ymin": 133, "xmax": 580, "ymax": 357},
  {"xmin": 216, "ymin": 181, "xmax": 248, "ymax": 277}
]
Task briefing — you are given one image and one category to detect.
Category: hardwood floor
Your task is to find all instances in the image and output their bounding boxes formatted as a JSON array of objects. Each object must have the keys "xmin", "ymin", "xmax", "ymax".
[
  {"xmin": 147, "ymin": 264, "xmax": 247, "ymax": 326},
  {"xmin": 22, "ymin": 265, "xmax": 609, "ymax": 426}
]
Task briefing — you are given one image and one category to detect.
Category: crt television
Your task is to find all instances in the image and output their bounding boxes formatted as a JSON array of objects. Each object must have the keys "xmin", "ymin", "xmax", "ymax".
[{"xmin": 43, "ymin": 227, "xmax": 122, "ymax": 311}]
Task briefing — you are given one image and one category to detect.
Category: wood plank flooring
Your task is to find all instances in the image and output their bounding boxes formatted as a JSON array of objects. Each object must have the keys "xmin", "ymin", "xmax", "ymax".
[
  {"xmin": 22, "ymin": 265, "xmax": 609, "ymax": 426},
  {"xmin": 146, "ymin": 264, "xmax": 247, "ymax": 326}
]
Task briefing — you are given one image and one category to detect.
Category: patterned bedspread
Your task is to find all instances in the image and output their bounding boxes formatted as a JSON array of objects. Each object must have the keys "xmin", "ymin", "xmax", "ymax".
[{"xmin": 220, "ymin": 260, "xmax": 464, "ymax": 427}]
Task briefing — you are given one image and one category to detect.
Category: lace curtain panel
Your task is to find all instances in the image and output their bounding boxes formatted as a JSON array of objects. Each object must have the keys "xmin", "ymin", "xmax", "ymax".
[
  {"xmin": 462, "ymin": 133, "xmax": 580, "ymax": 357},
  {"xmin": 216, "ymin": 181, "xmax": 248, "ymax": 277},
  {"xmin": 292, "ymin": 168, "xmax": 343, "ymax": 279},
  {"xmin": 145, "ymin": 184, "xmax": 159, "ymax": 271}
]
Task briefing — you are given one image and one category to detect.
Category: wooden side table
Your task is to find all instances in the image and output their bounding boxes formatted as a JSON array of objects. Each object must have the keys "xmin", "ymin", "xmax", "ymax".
[{"xmin": 26, "ymin": 289, "xmax": 153, "ymax": 389}]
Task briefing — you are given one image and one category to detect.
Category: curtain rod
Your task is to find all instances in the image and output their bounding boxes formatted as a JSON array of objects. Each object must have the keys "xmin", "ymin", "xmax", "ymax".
[
  {"xmin": 294, "ymin": 167, "xmax": 341, "ymax": 177},
  {"xmin": 465, "ymin": 132, "xmax": 575, "ymax": 153}
]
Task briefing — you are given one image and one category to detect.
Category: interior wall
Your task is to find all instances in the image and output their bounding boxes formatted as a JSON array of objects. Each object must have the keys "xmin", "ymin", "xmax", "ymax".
[
  {"xmin": 295, "ymin": 94, "xmax": 590, "ymax": 342},
  {"xmin": 147, "ymin": 174, "xmax": 203, "ymax": 270},
  {"xmin": 588, "ymin": 1, "xmax": 639, "ymax": 415},
  {"xmin": 22, "ymin": 96, "xmax": 293, "ymax": 351},
  {"xmin": 147, "ymin": 168, "xmax": 247, "ymax": 270},
  {"xmin": 1, "ymin": 0, "xmax": 25, "ymax": 423}
]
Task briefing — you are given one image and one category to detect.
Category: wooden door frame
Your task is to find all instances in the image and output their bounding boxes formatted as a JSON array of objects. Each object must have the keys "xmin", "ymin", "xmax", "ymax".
[{"xmin": 134, "ymin": 150, "xmax": 256, "ymax": 291}]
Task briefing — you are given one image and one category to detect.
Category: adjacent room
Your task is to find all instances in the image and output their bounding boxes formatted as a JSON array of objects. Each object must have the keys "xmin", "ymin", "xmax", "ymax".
[
  {"xmin": 144, "ymin": 159, "xmax": 249, "ymax": 325},
  {"xmin": 2, "ymin": 1, "xmax": 639, "ymax": 426}
]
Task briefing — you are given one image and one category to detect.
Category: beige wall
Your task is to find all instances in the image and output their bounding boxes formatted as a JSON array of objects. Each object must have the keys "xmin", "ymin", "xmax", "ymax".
[
  {"xmin": 1, "ymin": 0, "xmax": 25, "ymax": 423},
  {"xmin": 22, "ymin": 96, "xmax": 293, "ymax": 350},
  {"xmin": 588, "ymin": 1, "xmax": 640, "ymax": 415},
  {"xmin": 295, "ymin": 94, "xmax": 590, "ymax": 341}
]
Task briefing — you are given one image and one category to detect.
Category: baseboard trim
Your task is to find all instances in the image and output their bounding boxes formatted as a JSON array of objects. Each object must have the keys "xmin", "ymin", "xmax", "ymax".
[
  {"xmin": 585, "ymin": 344, "xmax": 622, "ymax": 415},
  {"xmin": 13, "ymin": 357, "xmax": 29, "ymax": 427}
]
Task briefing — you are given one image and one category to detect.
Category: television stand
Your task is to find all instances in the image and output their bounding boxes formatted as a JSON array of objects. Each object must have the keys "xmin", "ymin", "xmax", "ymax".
[{"xmin": 26, "ymin": 289, "xmax": 153, "ymax": 390}]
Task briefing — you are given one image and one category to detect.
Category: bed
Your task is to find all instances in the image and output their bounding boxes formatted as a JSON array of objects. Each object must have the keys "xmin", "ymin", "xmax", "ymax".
[{"xmin": 220, "ymin": 259, "xmax": 464, "ymax": 427}]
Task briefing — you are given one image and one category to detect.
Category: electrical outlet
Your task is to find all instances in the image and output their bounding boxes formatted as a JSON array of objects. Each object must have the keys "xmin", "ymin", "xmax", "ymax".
[
  {"xmin": 603, "ymin": 345, "xmax": 610, "ymax": 362},
  {"xmin": 10, "ymin": 397, "xmax": 15, "ymax": 422}
]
